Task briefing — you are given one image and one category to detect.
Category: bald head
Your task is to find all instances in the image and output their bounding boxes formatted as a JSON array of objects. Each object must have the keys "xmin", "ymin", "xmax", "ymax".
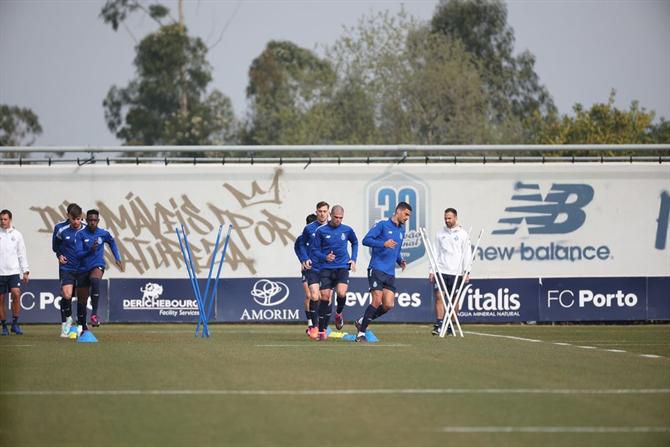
[{"xmin": 330, "ymin": 205, "xmax": 344, "ymax": 227}]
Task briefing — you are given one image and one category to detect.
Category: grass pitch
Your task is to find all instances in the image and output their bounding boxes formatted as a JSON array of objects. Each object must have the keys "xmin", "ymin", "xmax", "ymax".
[{"xmin": 1, "ymin": 324, "xmax": 669, "ymax": 447}]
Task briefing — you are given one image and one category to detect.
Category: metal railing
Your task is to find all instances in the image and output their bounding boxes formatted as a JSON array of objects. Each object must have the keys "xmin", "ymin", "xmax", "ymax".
[{"xmin": 1, "ymin": 144, "xmax": 669, "ymax": 165}]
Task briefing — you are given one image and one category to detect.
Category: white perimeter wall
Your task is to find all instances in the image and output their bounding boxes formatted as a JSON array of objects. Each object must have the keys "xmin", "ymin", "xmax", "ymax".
[{"xmin": 1, "ymin": 163, "xmax": 668, "ymax": 279}]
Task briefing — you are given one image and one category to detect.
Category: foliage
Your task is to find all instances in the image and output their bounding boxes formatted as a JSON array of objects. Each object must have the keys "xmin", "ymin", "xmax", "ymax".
[
  {"xmin": 101, "ymin": 1, "xmax": 237, "ymax": 151},
  {"xmin": 0, "ymin": 104, "xmax": 43, "ymax": 149},
  {"xmin": 323, "ymin": 11, "xmax": 492, "ymax": 146},
  {"xmin": 648, "ymin": 119, "xmax": 670, "ymax": 143},
  {"xmin": 528, "ymin": 90, "xmax": 668, "ymax": 155},
  {"xmin": 100, "ymin": 0, "xmax": 169, "ymax": 31},
  {"xmin": 243, "ymin": 40, "xmax": 336, "ymax": 145},
  {"xmin": 431, "ymin": 0, "xmax": 555, "ymax": 127}
]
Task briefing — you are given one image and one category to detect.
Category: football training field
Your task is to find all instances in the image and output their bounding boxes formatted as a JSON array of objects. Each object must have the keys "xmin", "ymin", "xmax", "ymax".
[{"xmin": 1, "ymin": 324, "xmax": 669, "ymax": 447}]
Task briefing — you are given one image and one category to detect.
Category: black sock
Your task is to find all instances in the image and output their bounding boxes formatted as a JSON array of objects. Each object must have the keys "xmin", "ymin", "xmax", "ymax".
[
  {"xmin": 309, "ymin": 300, "xmax": 318, "ymax": 328},
  {"xmin": 77, "ymin": 300, "xmax": 87, "ymax": 327},
  {"xmin": 435, "ymin": 319, "xmax": 443, "ymax": 328},
  {"xmin": 325, "ymin": 302, "xmax": 332, "ymax": 329},
  {"xmin": 1, "ymin": 320, "xmax": 6, "ymax": 327},
  {"xmin": 318, "ymin": 300, "xmax": 331, "ymax": 332},
  {"xmin": 90, "ymin": 277, "xmax": 101, "ymax": 315},
  {"xmin": 60, "ymin": 299, "xmax": 72, "ymax": 322},
  {"xmin": 12, "ymin": 316, "xmax": 18, "ymax": 324},
  {"xmin": 336, "ymin": 295, "xmax": 346, "ymax": 314},
  {"xmin": 359, "ymin": 304, "xmax": 378, "ymax": 333},
  {"xmin": 372, "ymin": 305, "xmax": 387, "ymax": 321}
]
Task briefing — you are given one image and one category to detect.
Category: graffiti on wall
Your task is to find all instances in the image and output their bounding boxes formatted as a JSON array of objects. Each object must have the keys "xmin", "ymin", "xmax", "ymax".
[{"xmin": 29, "ymin": 169, "xmax": 294, "ymax": 275}]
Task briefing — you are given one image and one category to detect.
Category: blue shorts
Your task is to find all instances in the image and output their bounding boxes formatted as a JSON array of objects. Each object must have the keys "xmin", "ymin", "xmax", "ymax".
[
  {"xmin": 59, "ymin": 270, "xmax": 90, "ymax": 288},
  {"xmin": 367, "ymin": 268, "xmax": 396, "ymax": 292},
  {"xmin": 301, "ymin": 269, "xmax": 307, "ymax": 283},
  {"xmin": 0, "ymin": 274, "xmax": 21, "ymax": 293},
  {"xmin": 319, "ymin": 268, "xmax": 349, "ymax": 290},
  {"xmin": 433, "ymin": 273, "xmax": 463, "ymax": 296},
  {"xmin": 305, "ymin": 269, "xmax": 321, "ymax": 286}
]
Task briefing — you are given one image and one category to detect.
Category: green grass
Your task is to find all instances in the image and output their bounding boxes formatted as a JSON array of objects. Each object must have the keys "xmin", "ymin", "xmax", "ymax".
[{"xmin": 1, "ymin": 324, "xmax": 669, "ymax": 447}]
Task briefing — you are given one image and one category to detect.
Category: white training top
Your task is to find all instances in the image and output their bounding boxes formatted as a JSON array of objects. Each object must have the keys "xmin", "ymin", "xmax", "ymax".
[
  {"xmin": 0, "ymin": 227, "xmax": 29, "ymax": 276},
  {"xmin": 433, "ymin": 225, "xmax": 472, "ymax": 275}
]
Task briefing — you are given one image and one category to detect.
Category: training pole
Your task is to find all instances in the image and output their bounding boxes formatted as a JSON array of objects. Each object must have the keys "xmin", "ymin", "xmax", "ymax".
[
  {"xmin": 180, "ymin": 225, "xmax": 209, "ymax": 337},
  {"xmin": 440, "ymin": 229, "xmax": 484, "ymax": 338},
  {"xmin": 203, "ymin": 224, "xmax": 233, "ymax": 336},
  {"xmin": 419, "ymin": 228, "xmax": 459, "ymax": 337},
  {"xmin": 176, "ymin": 227, "xmax": 205, "ymax": 321},
  {"xmin": 422, "ymin": 227, "xmax": 466, "ymax": 337},
  {"xmin": 196, "ymin": 224, "xmax": 223, "ymax": 337}
]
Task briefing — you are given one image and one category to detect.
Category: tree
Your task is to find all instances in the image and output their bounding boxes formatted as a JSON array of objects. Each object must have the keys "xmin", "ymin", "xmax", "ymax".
[
  {"xmin": 431, "ymin": 0, "xmax": 555, "ymax": 128},
  {"xmin": 325, "ymin": 10, "xmax": 491, "ymax": 146},
  {"xmin": 529, "ymin": 90, "xmax": 667, "ymax": 152},
  {"xmin": 100, "ymin": 1, "xmax": 237, "ymax": 150},
  {"xmin": 0, "ymin": 105, "xmax": 43, "ymax": 151},
  {"xmin": 649, "ymin": 119, "xmax": 670, "ymax": 144},
  {"xmin": 244, "ymin": 40, "xmax": 336, "ymax": 145}
]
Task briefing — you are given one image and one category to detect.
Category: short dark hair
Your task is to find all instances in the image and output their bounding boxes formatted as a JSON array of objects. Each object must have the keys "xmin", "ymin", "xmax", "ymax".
[
  {"xmin": 316, "ymin": 201, "xmax": 329, "ymax": 210},
  {"xmin": 395, "ymin": 201, "xmax": 412, "ymax": 212},
  {"xmin": 87, "ymin": 209, "xmax": 100, "ymax": 218},
  {"xmin": 306, "ymin": 213, "xmax": 317, "ymax": 224},
  {"xmin": 0, "ymin": 209, "xmax": 12, "ymax": 219},
  {"xmin": 444, "ymin": 208, "xmax": 458, "ymax": 216},
  {"xmin": 66, "ymin": 203, "xmax": 78, "ymax": 214},
  {"xmin": 68, "ymin": 204, "xmax": 83, "ymax": 218}
]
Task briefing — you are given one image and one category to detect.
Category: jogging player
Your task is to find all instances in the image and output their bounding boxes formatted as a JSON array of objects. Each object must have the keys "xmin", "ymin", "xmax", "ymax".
[
  {"xmin": 430, "ymin": 208, "xmax": 471, "ymax": 335},
  {"xmin": 312, "ymin": 205, "xmax": 358, "ymax": 340},
  {"xmin": 53, "ymin": 204, "xmax": 87, "ymax": 337},
  {"xmin": 79, "ymin": 209, "xmax": 123, "ymax": 327},
  {"xmin": 0, "ymin": 210, "xmax": 29, "ymax": 336},
  {"xmin": 297, "ymin": 201, "xmax": 330, "ymax": 339},
  {"xmin": 354, "ymin": 202, "xmax": 412, "ymax": 342},
  {"xmin": 294, "ymin": 213, "xmax": 317, "ymax": 333}
]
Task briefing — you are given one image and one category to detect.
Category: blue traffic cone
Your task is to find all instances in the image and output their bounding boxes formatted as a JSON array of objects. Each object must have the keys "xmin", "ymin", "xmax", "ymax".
[{"xmin": 77, "ymin": 331, "xmax": 98, "ymax": 343}]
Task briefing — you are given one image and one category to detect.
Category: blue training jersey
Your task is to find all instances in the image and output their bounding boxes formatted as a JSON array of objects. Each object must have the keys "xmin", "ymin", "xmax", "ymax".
[
  {"xmin": 293, "ymin": 234, "xmax": 306, "ymax": 263},
  {"xmin": 362, "ymin": 218, "xmax": 405, "ymax": 276},
  {"xmin": 54, "ymin": 224, "xmax": 86, "ymax": 272},
  {"xmin": 79, "ymin": 226, "xmax": 121, "ymax": 272},
  {"xmin": 299, "ymin": 220, "xmax": 327, "ymax": 272},
  {"xmin": 313, "ymin": 223, "xmax": 358, "ymax": 269},
  {"xmin": 52, "ymin": 219, "xmax": 69, "ymax": 256}
]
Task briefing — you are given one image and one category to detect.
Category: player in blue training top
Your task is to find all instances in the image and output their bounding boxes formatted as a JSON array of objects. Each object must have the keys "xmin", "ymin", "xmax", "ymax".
[
  {"xmin": 52, "ymin": 203, "xmax": 78, "ymax": 257},
  {"xmin": 53, "ymin": 204, "xmax": 88, "ymax": 338},
  {"xmin": 297, "ymin": 201, "xmax": 330, "ymax": 340},
  {"xmin": 51, "ymin": 203, "xmax": 79, "ymax": 335},
  {"xmin": 78, "ymin": 209, "xmax": 123, "ymax": 327},
  {"xmin": 312, "ymin": 205, "xmax": 358, "ymax": 340},
  {"xmin": 294, "ymin": 213, "xmax": 318, "ymax": 334},
  {"xmin": 354, "ymin": 201, "xmax": 412, "ymax": 342}
]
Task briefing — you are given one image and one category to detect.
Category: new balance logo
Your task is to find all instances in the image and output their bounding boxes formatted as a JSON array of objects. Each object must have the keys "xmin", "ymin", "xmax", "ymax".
[{"xmin": 493, "ymin": 182, "xmax": 594, "ymax": 235}]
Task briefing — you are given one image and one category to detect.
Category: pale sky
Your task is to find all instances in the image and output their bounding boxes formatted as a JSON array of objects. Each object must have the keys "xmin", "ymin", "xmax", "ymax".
[{"xmin": 1, "ymin": 0, "xmax": 668, "ymax": 146}]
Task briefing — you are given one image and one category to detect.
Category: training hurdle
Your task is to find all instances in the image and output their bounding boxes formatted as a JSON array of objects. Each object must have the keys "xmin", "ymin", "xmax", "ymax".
[{"xmin": 176, "ymin": 224, "xmax": 233, "ymax": 337}]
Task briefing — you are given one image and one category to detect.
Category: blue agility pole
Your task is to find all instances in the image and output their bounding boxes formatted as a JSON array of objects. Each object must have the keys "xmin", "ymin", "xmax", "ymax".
[
  {"xmin": 175, "ymin": 227, "xmax": 201, "ymax": 309},
  {"xmin": 179, "ymin": 225, "xmax": 209, "ymax": 337},
  {"xmin": 204, "ymin": 224, "xmax": 233, "ymax": 332},
  {"xmin": 196, "ymin": 224, "xmax": 223, "ymax": 337},
  {"xmin": 176, "ymin": 224, "xmax": 233, "ymax": 338},
  {"xmin": 176, "ymin": 227, "xmax": 206, "ymax": 335}
]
